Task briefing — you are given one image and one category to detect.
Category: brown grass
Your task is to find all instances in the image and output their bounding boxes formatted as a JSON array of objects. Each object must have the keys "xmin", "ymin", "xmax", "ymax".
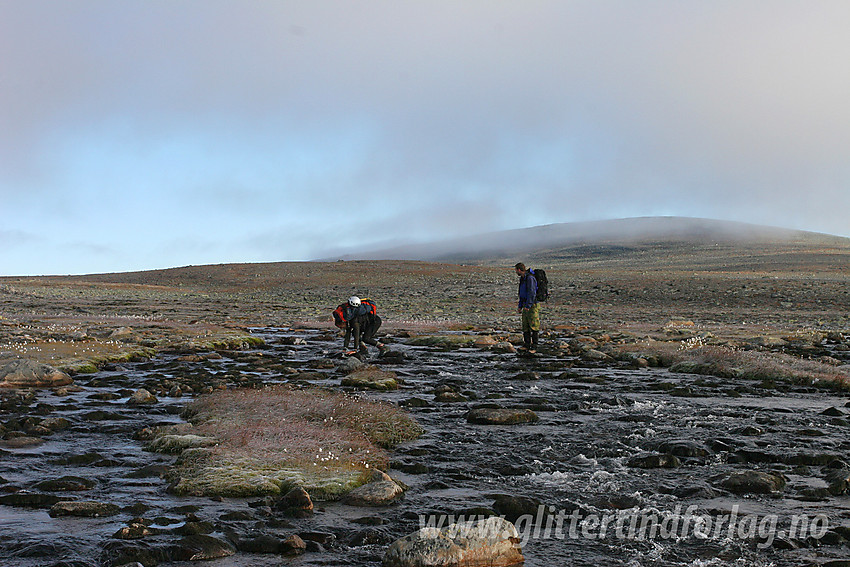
[{"xmin": 628, "ymin": 341, "xmax": 850, "ymax": 389}]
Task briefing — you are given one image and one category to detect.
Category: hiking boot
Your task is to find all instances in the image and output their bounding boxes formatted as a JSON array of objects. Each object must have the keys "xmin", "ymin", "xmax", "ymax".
[{"xmin": 377, "ymin": 342, "xmax": 389, "ymax": 354}]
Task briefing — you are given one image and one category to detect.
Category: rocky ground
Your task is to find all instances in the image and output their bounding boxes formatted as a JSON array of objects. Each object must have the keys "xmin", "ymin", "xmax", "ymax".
[{"xmin": 1, "ymin": 246, "xmax": 849, "ymax": 566}]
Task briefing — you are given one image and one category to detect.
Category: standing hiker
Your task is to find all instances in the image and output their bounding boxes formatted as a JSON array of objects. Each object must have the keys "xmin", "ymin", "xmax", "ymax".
[
  {"xmin": 514, "ymin": 263, "xmax": 540, "ymax": 353},
  {"xmin": 332, "ymin": 296, "xmax": 386, "ymax": 356}
]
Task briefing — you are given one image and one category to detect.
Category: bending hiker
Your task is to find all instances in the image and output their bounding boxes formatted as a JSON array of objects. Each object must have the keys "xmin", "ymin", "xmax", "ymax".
[
  {"xmin": 515, "ymin": 263, "xmax": 540, "ymax": 353},
  {"xmin": 332, "ymin": 296, "xmax": 386, "ymax": 356}
]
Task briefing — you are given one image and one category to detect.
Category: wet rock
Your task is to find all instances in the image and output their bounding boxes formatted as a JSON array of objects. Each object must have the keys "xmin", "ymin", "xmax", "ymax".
[
  {"xmin": 719, "ymin": 470, "xmax": 786, "ymax": 494},
  {"xmin": 33, "ymin": 476, "xmax": 96, "ymax": 491},
  {"xmin": 400, "ymin": 397, "xmax": 431, "ymax": 408},
  {"xmin": 379, "ymin": 351, "xmax": 407, "ymax": 364},
  {"xmin": 729, "ymin": 448, "xmax": 783, "ymax": 464},
  {"xmin": 627, "ymin": 453, "xmax": 682, "ymax": 469},
  {"xmin": 299, "ymin": 531, "xmax": 336, "ymax": 546},
  {"xmin": 734, "ymin": 425, "xmax": 764, "ymax": 436},
  {"xmin": 127, "ymin": 388, "xmax": 158, "ymax": 406},
  {"xmin": 581, "ymin": 349, "xmax": 614, "ymax": 362},
  {"xmin": 434, "ymin": 391, "xmax": 467, "ymax": 403},
  {"xmin": 0, "ymin": 491, "xmax": 62, "ymax": 508},
  {"xmin": 0, "ymin": 359, "xmax": 73, "ymax": 388},
  {"xmin": 337, "ymin": 356, "xmax": 365, "ymax": 373},
  {"xmin": 276, "ymin": 486, "xmax": 314, "ymax": 517},
  {"xmin": 280, "ymin": 534, "xmax": 307, "ymax": 555},
  {"xmin": 172, "ymin": 521, "xmax": 215, "ymax": 536},
  {"xmin": 1, "ymin": 436, "xmax": 45, "ymax": 448},
  {"xmin": 492, "ymin": 494, "xmax": 544, "ymax": 522},
  {"xmin": 466, "ymin": 408, "xmax": 539, "ymax": 425},
  {"xmin": 821, "ymin": 406, "xmax": 845, "ymax": 417},
  {"xmin": 384, "ymin": 516, "xmax": 524, "ymax": 567},
  {"xmin": 39, "ymin": 417, "xmax": 71, "ymax": 431},
  {"xmin": 169, "ymin": 534, "xmax": 235, "ymax": 561},
  {"xmin": 825, "ymin": 466, "xmax": 850, "ymax": 495},
  {"xmin": 655, "ymin": 440, "xmax": 710, "ymax": 458},
  {"xmin": 100, "ymin": 540, "xmax": 164, "ymax": 567},
  {"xmin": 344, "ymin": 471, "xmax": 404, "ymax": 507},
  {"xmin": 341, "ymin": 368, "xmax": 399, "ymax": 391},
  {"xmin": 114, "ymin": 522, "xmax": 159, "ymax": 539},
  {"xmin": 236, "ymin": 534, "xmax": 283, "ymax": 554},
  {"xmin": 49, "ymin": 500, "xmax": 121, "ymax": 517}
]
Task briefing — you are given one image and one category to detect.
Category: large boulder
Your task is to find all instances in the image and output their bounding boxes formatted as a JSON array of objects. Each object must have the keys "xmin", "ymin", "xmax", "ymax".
[
  {"xmin": 344, "ymin": 472, "xmax": 404, "ymax": 507},
  {"xmin": 383, "ymin": 516, "xmax": 524, "ymax": 567},
  {"xmin": 0, "ymin": 359, "xmax": 73, "ymax": 388}
]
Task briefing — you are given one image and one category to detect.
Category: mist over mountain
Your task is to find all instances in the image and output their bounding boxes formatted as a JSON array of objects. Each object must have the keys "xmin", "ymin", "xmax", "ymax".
[{"xmin": 318, "ymin": 216, "xmax": 850, "ymax": 267}]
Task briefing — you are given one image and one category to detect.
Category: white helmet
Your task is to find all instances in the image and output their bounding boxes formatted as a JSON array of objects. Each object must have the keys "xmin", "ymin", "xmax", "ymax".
[{"xmin": 348, "ymin": 296, "xmax": 361, "ymax": 307}]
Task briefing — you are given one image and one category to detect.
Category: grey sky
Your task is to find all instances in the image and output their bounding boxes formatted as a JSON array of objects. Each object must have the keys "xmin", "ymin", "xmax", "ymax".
[{"xmin": 1, "ymin": 1, "xmax": 849, "ymax": 274}]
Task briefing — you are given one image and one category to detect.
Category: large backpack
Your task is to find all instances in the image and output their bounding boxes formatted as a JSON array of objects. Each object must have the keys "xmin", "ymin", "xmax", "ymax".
[
  {"xmin": 360, "ymin": 298, "xmax": 377, "ymax": 316},
  {"xmin": 530, "ymin": 269, "xmax": 549, "ymax": 303}
]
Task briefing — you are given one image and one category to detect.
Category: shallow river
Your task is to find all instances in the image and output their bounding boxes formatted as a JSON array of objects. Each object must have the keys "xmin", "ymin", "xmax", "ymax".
[{"xmin": 2, "ymin": 327, "xmax": 850, "ymax": 566}]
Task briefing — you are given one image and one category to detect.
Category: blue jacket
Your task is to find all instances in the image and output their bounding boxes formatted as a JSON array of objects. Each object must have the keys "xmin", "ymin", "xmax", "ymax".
[{"xmin": 518, "ymin": 270, "xmax": 538, "ymax": 309}]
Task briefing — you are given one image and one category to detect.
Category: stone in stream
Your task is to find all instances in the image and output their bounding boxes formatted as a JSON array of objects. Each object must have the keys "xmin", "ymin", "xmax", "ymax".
[
  {"xmin": 127, "ymin": 388, "xmax": 158, "ymax": 406},
  {"xmin": 719, "ymin": 470, "xmax": 786, "ymax": 494},
  {"xmin": 627, "ymin": 453, "xmax": 682, "ymax": 469},
  {"xmin": 341, "ymin": 368, "xmax": 399, "ymax": 391},
  {"xmin": 466, "ymin": 408, "xmax": 539, "ymax": 425},
  {"xmin": 1, "ymin": 436, "xmax": 45, "ymax": 448},
  {"xmin": 276, "ymin": 486, "xmax": 314, "ymax": 517},
  {"xmin": 33, "ymin": 476, "xmax": 96, "ymax": 491},
  {"xmin": 343, "ymin": 471, "xmax": 404, "ymax": 507},
  {"xmin": 114, "ymin": 521, "xmax": 159, "ymax": 539},
  {"xmin": 169, "ymin": 534, "xmax": 236, "ymax": 561},
  {"xmin": 0, "ymin": 359, "xmax": 73, "ymax": 388},
  {"xmin": 49, "ymin": 500, "xmax": 121, "ymax": 517},
  {"xmin": 384, "ymin": 516, "xmax": 524, "ymax": 567},
  {"xmin": 0, "ymin": 492, "xmax": 62, "ymax": 508},
  {"xmin": 491, "ymin": 494, "xmax": 545, "ymax": 523}
]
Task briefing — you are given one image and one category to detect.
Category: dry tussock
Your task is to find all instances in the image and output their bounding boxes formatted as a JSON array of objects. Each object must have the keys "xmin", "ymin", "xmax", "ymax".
[{"xmin": 634, "ymin": 342, "xmax": 850, "ymax": 389}]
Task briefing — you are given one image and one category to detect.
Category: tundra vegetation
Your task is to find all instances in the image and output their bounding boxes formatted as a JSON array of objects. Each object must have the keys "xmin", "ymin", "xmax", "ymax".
[{"xmin": 157, "ymin": 385, "xmax": 422, "ymax": 498}]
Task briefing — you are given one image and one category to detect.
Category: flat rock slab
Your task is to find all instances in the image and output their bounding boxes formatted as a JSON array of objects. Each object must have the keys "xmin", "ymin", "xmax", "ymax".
[
  {"xmin": 466, "ymin": 408, "xmax": 539, "ymax": 425},
  {"xmin": 49, "ymin": 500, "xmax": 121, "ymax": 517},
  {"xmin": 0, "ymin": 359, "xmax": 73, "ymax": 388}
]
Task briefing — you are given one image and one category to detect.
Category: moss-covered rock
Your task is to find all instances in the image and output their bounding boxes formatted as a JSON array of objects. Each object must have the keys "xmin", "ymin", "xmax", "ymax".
[{"xmin": 341, "ymin": 368, "xmax": 399, "ymax": 391}]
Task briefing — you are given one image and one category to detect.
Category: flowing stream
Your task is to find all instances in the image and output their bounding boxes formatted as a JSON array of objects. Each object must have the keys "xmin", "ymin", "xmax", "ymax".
[{"xmin": 2, "ymin": 327, "xmax": 849, "ymax": 566}]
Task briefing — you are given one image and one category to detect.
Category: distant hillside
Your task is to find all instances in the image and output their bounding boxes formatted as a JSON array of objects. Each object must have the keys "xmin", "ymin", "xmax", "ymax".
[{"xmin": 319, "ymin": 217, "xmax": 850, "ymax": 269}]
